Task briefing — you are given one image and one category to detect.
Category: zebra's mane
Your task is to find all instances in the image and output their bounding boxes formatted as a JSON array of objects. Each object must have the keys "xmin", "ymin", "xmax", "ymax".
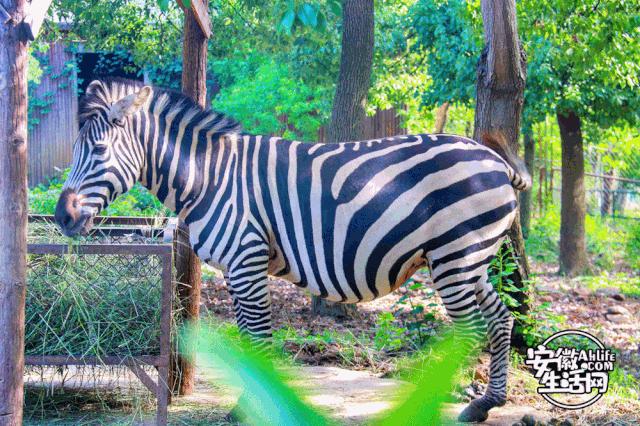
[{"xmin": 79, "ymin": 77, "xmax": 242, "ymax": 137}]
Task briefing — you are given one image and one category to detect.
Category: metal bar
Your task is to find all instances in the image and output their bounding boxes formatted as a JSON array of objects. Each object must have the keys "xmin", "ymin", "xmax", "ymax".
[
  {"xmin": 28, "ymin": 214, "xmax": 171, "ymax": 227},
  {"xmin": 27, "ymin": 243, "xmax": 172, "ymax": 256},
  {"xmin": 551, "ymin": 167, "xmax": 640, "ymax": 185},
  {"xmin": 25, "ymin": 355, "xmax": 168, "ymax": 367}
]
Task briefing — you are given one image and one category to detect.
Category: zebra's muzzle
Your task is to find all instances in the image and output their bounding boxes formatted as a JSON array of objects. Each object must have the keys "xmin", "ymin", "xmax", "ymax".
[{"xmin": 55, "ymin": 188, "xmax": 94, "ymax": 237}]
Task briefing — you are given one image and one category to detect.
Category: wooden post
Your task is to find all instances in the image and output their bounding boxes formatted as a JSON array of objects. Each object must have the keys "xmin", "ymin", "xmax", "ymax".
[
  {"xmin": 171, "ymin": 0, "xmax": 209, "ymax": 396},
  {"xmin": 0, "ymin": 0, "xmax": 28, "ymax": 423}
]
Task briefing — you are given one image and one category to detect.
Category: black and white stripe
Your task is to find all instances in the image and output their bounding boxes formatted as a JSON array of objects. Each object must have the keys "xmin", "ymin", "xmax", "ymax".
[{"xmin": 58, "ymin": 78, "xmax": 532, "ymax": 422}]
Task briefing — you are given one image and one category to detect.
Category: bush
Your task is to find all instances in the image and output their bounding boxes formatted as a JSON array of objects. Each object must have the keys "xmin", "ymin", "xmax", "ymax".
[
  {"xmin": 525, "ymin": 210, "xmax": 630, "ymax": 270},
  {"xmin": 29, "ymin": 169, "xmax": 171, "ymax": 217},
  {"xmin": 525, "ymin": 210, "xmax": 560, "ymax": 264},
  {"xmin": 625, "ymin": 222, "xmax": 640, "ymax": 270},
  {"xmin": 213, "ymin": 54, "xmax": 330, "ymax": 141}
]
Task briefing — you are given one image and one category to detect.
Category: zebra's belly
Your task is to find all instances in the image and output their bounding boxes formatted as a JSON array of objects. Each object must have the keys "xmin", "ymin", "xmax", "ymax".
[{"xmin": 272, "ymin": 243, "xmax": 429, "ymax": 303}]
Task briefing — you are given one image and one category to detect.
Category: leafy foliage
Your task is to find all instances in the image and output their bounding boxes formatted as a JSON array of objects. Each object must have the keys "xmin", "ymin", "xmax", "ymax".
[
  {"xmin": 411, "ymin": 0, "xmax": 482, "ymax": 106},
  {"xmin": 213, "ymin": 54, "xmax": 331, "ymax": 140},
  {"xmin": 29, "ymin": 170, "xmax": 170, "ymax": 217}
]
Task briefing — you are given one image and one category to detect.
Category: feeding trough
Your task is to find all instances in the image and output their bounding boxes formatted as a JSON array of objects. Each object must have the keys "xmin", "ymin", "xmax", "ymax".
[{"xmin": 25, "ymin": 214, "xmax": 178, "ymax": 425}]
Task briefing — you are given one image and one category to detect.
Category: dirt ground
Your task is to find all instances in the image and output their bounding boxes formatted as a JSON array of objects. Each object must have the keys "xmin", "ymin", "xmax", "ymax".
[{"xmin": 199, "ymin": 266, "xmax": 640, "ymax": 425}]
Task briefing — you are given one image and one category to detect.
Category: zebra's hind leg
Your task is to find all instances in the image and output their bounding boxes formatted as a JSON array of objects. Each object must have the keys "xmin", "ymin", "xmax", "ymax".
[
  {"xmin": 458, "ymin": 274, "xmax": 513, "ymax": 422},
  {"xmin": 432, "ymin": 275, "xmax": 488, "ymax": 421}
]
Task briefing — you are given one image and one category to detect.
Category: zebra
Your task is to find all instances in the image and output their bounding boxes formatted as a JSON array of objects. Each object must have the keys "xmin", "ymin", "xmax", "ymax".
[{"xmin": 55, "ymin": 78, "xmax": 531, "ymax": 423}]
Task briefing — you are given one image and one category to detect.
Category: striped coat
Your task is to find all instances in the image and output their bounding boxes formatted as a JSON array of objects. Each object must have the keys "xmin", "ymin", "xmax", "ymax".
[{"xmin": 56, "ymin": 79, "xmax": 531, "ymax": 422}]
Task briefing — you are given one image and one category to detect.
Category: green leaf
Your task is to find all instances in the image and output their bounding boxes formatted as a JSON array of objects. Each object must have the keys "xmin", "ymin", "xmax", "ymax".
[
  {"xmin": 328, "ymin": 0, "xmax": 341, "ymax": 16},
  {"xmin": 280, "ymin": 9, "xmax": 296, "ymax": 34},
  {"xmin": 182, "ymin": 322, "xmax": 330, "ymax": 425},
  {"xmin": 182, "ymin": 0, "xmax": 191, "ymax": 9},
  {"xmin": 157, "ymin": 0, "xmax": 169, "ymax": 11},
  {"xmin": 298, "ymin": 3, "xmax": 318, "ymax": 28}
]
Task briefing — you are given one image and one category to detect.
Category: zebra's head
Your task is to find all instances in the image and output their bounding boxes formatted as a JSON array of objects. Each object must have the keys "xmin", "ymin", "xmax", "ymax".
[{"xmin": 55, "ymin": 80, "xmax": 152, "ymax": 236}]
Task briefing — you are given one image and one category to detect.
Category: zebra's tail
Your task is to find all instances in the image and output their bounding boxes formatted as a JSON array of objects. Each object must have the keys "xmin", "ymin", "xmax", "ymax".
[{"xmin": 481, "ymin": 131, "xmax": 532, "ymax": 191}]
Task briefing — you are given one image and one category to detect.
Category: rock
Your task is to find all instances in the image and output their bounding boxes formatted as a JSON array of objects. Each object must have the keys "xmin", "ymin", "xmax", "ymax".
[
  {"xmin": 605, "ymin": 313, "xmax": 629, "ymax": 323},
  {"xmin": 537, "ymin": 285, "xmax": 562, "ymax": 294},
  {"xmin": 611, "ymin": 293, "xmax": 625, "ymax": 301},
  {"xmin": 606, "ymin": 306, "xmax": 631, "ymax": 316},
  {"xmin": 512, "ymin": 422, "xmax": 526, "ymax": 426},
  {"xmin": 522, "ymin": 414, "xmax": 536, "ymax": 426},
  {"xmin": 595, "ymin": 287, "xmax": 618, "ymax": 297},
  {"xmin": 558, "ymin": 420, "xmax": 573, "ymax": 426}
]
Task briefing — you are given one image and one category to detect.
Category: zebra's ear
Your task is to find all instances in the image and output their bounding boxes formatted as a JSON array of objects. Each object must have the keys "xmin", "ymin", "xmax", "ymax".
[{"xmin": 108, "ymin": 86, "xmax": 152, "ymax": 125}]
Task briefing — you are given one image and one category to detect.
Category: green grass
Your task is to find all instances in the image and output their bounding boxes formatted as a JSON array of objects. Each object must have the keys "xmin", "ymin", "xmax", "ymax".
[{"xmin": 576, "ymin": 272, "xmax": 640, "ymax": 298}]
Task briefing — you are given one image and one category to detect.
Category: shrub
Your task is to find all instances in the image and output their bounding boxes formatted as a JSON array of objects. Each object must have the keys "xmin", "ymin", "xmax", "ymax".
[
  {"xmin": 625, "ymin": 222, "xmax": 640, "ymax": 270},
  {"xmin": 29, "ymin": 169, "xmax": 170, "ymax": 217}
]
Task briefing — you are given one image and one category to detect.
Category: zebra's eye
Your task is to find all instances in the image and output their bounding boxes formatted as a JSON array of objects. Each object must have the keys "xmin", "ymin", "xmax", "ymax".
[
  {"xmin": 93, "ymin": 145, "xmax": 108, "ymax": 155},
  {"xmin": 111, "ymin": 117, "xmax": 125, "ymax": 127}
]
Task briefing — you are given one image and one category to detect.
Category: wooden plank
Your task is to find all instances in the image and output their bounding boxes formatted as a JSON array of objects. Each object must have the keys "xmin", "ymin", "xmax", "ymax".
[
  {"xmin": 190, "ymin": 0, "xmax": 211, "ymax": 38},
  {"xmin": 178, "ymin": 0, "xmax": 211, "ymax": 38},
  {"xmin": 27, "ymin": 243, "xmax": 172, "ymax": 255},
  {"xmin": 28, "ymin": 42, "xmax": 78, "ymax": 186},
  {"xmin": 22, "ymin": 0, "xmax": 54, "ymax": 40},
  {"xmin": 128, "ymin": 363, "xmax": 159, "ymax": 396},
  {"xmin": 0, "ymin": 4, "xmax": 11, "ymax": 24}
]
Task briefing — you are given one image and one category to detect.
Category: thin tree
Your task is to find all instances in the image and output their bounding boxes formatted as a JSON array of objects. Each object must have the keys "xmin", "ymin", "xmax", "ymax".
[
  {"xmin": 433, "ymin": 102, "xmax": 450, "ymax": 133},
  {"xmin": 557, "ymin": 110, "xmax": 587, "ymax": 275},
  {"xmin": 325, "ymin": 0, "xmax": 374, "ymax": 143},
  {"xmin": 312, "ymin": 0, "xmax": 374, "ymax": 317},
  {"xmin": 0, "ymin": 0, "xmax": 28, "ymax": 422},
  {"xmin": 474, "ymin": 0, "xmax": 530, "ymax": 337}
]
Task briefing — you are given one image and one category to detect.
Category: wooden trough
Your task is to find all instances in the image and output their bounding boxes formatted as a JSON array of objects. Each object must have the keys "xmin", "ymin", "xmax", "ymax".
[{"xmin": 25, "ymin": 214, "xmax": 178, "ymax": 425}]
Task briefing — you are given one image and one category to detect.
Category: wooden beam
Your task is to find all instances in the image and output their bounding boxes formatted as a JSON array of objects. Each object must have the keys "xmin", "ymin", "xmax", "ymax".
[
  {"xmin": 21, "ymin": 0, "xmax": 53, "ymax": 40},
  {"xmin": 0, "ymin": 1, "xmax": 29, "ymax": 423},
  {"xmin": 170, "ymin": 1, "xmax": 207, "ymax": 396},
  {"xmin": 178, "ymin": 0, "xmax": 211, "ymax": 38}
]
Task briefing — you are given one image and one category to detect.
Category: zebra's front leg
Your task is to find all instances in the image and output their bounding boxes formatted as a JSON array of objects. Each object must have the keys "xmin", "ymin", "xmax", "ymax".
[{"xmin": 224, "ymin": 258, "xmax": 273, "ymax": 422}]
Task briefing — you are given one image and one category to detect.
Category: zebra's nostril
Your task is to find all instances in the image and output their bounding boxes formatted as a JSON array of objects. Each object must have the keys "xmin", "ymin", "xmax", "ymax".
[{"xmin": 63, "ymin": 215, "xmax": 73, "ymax": 228}]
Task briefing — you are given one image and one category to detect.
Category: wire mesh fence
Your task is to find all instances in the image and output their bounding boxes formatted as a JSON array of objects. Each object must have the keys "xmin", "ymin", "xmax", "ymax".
[
  {"xmin": 25, "ymin": 215, "xmax": 176, "ymax": 425},
  {"xmin": 531, "ymin": 121, "xmax": 640, "ymax": 221}
]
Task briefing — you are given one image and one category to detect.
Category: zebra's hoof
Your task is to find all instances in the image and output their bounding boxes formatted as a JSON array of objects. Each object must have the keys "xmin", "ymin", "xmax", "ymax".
[{"xmin": 458, "ymin": 402, "xmax": 489, "ymax": 423}]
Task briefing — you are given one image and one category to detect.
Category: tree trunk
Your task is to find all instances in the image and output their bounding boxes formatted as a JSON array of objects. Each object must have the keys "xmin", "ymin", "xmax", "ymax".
[
  {"xmin": 434, "ymin": 101, "xmax": 450, "ymax": 133},
  {"xmin": 557, "ymin": 110, "xmax": 588, "ymax": 276},
  {"xmin": 326, "ymin": 0, "xmax": 374, "ymax": 143},
  {"xmin": 0, "ymin": 0, "xmax": 28, "ymax": 423},
  {"xmin": 171, "ymin": 5, "xmax": 206, "ymax": 396},
  {"xmin": 520, "ymin": 126, "xmax": 534, "ymax": 238},
  {"xmin": 600, "ymin": 163, "xmax": 613, "ymax": 217},
  {"xmin": 474, "ymin": 0, "xmax": 530, "ymax": 346},
  {"xmin": 312, "ymin": 0, "xmax": 374, "ymax": 318}
]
